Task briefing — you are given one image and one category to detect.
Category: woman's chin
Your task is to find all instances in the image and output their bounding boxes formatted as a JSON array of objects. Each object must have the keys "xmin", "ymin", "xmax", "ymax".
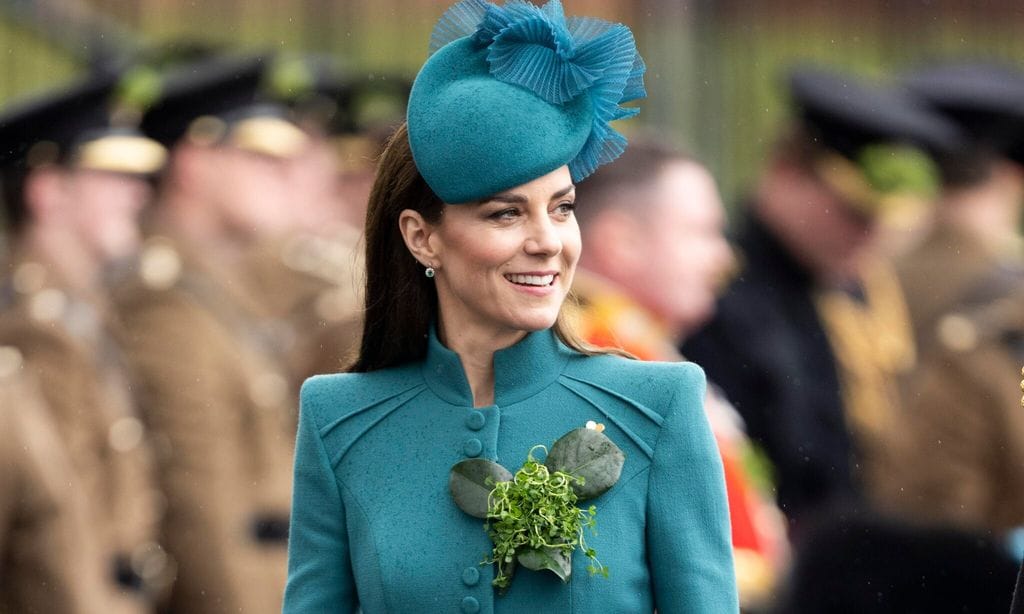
[{"xmin": 503, "ymin": 309, "xmax": 562, "ymax": 334}]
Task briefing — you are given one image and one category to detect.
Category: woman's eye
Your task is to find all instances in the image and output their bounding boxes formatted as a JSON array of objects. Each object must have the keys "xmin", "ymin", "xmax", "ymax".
[
  {"xmin": 553, "ymin": 201, "xmax": 576, "ymax": 217},
  {"xmin": 489, "ymin": 207, "xmax": 520, "ymax": 220}
]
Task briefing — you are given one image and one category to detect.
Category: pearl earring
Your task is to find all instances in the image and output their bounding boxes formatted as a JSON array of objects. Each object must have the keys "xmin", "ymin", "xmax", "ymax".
[{"xmin": 425, "ymin": 266, "xmax": 435, "ymax": 278}]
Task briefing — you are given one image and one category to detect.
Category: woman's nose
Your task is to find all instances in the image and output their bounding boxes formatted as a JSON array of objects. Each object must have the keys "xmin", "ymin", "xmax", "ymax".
[{"xmin": 524, "ymin": 216, "xmax": 562, "ymax": 256}]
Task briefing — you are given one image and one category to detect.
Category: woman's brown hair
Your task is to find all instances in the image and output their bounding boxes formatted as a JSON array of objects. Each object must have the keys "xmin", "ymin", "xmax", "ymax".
[{"xmin": 349, "ymin": 122, "xmax": 611, "ymax": 372}]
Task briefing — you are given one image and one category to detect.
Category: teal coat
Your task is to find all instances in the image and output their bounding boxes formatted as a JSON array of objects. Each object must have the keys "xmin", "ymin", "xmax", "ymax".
[{"xmin": 283, "ymin": 328, "xmax": 737, "ymax": 613}]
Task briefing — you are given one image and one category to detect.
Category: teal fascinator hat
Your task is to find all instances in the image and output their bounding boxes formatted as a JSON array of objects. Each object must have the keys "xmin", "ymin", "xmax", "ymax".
[{"xmin": 407, "ymin": 0, "xmax": 646, "ymax": 204}]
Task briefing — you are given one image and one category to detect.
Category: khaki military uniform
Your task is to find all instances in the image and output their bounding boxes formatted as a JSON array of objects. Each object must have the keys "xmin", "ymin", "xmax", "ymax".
[
  {"xmin": 113, "ymin": 232, "xmax": 295, "ymax": 614},
  {"xmin": 874, "ymin": 223, "xmax": 1024, "ymax": 533},
  {"xmin": 0, "ymin": 259, "xmax": 170, "ymax": 613},
  {"xmin": 236, "ymin": 228, "xmax": 363, "ymax": 381},
  {"xmin": 0, "ymin": 348, "xmax": 109, "ymax": 614},
  {"xmin": 814, "ymin": 257, "xmax": 917, "ymax": 494}
]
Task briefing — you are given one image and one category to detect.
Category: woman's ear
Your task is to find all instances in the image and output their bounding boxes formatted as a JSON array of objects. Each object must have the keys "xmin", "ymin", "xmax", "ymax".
[{"xmin": 398, "ymin": 209, "xmax": 440, "ymax": 267}]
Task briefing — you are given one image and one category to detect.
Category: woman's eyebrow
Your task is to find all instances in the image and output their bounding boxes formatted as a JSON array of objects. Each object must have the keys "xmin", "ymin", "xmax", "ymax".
[
  {"xmin": 478, "ymin": 184, "xmax": 575, "ymax": 205},
  {"xmin": 483, "ymin": 193, "xmax": 528, "ymax": 205},
  {"xmin": 550, "ymin": 184, "xmax": 575, "ymax": 200}
]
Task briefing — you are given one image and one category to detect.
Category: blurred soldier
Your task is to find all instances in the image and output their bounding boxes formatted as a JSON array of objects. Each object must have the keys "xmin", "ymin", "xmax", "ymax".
[
  {"xmin": 572, "ymin": 141, "xmax": 735, "ymax": 356},
  {"xmin": 113, "ymin": 54, "xmax": 307, "ymax": 614},
  {"xmin": 681, "ymin": 66, "xmax": 961, "ymax": 529},
  {"xmin": 0, "ymin": 346, "xmax": 110, "ymax": 614},
  {"xmin": 236, "ymin": 54, "xmax": 372, "ymax": 382},
  {"xmin": 0, "ymin": 73, "xmax": 172, "ymax": 611},
  {"xmin": 873, "ymin": 63, "xmax": 1024, "ymax": 535},
  {"xmin": 254, "ymin": 56, "xmax": 412, "ymax": 378},
  {"xmin": 570, "ymin": 139, "xmax": 787, "ymax": 608}
]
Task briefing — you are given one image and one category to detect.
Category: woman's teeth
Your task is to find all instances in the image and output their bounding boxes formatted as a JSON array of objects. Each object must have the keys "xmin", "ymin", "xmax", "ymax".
[{"xmin": 505, "ymin": 273, "xmax": 555, "ymax": 286}]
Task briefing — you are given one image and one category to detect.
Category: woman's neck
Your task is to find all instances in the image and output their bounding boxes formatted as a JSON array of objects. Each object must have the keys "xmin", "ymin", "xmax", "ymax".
[{"xmin": 437, "ymin": 319, "xmax": 526, "ymax": 408}]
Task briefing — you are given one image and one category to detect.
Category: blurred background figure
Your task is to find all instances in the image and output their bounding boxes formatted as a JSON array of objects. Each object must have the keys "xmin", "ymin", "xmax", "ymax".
[
  {"xmin": 571, "ymin": 138, "xmax": 787, "ymax": 610},
  {"xmin": 247, "ymin": 53, "xmax": 409, "ymax": 380},
  {"xmin": 0, "ymin": 70, "xmax": 172, "ymax": 611},
  {"xmin": 772, "ymin": 511, "xmax": 1020, "ymax": 614},
  {"xmin": 873, "ymin": 62, "xmax": 1024, "ymax": 538},
  {"xmin": 687, "ymin": 64, "xmax": 1023, "ymax": 612},
  {"xmin": 572, "ymin": 139, "xmax": 735, "ymax": 357},
  {"xmin": 682, "ymin": 66, "xmax": 959, "ymax": 531},
  {"xmin": 112, "ymin": 53, "xmax": 305, "ymax": 614},
  {"xmin": 0, "ymin": 347, "xmax": 111, "ymax": 614}
]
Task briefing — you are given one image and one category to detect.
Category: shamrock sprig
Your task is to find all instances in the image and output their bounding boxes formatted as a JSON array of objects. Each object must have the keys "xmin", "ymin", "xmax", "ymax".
[{"xmin": 449, "ymin": 426, "xmax": 625, "ymax": 593}]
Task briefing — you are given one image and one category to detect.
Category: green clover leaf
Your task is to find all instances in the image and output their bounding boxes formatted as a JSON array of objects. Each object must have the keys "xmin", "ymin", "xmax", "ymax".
[{"xmin": 545, "ymin": 428, "xmax": 625, "ymax": 500}]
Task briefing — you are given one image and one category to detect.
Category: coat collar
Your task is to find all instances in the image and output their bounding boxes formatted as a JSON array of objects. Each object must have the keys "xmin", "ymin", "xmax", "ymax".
[{"xmin": 422, "ymin": 326, "xmax": 572, "ymax": 407}]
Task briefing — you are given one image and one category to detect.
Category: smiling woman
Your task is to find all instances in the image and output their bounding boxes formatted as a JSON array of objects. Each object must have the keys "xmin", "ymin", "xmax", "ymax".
[
  {"xmin": 283, "ymin": 1, "xmax": 738, "ymax": 612},
  {"xmin": 352, "ymin": 125, "xmax": 590, "ymax": 378},
  {"xmin": 399, "ymin": 165, "xmax": 582, "ymax": 403}
]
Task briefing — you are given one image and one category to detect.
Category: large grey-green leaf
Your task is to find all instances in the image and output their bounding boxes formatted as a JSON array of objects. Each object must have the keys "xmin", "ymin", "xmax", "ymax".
[
  {"xmin": 545, "ymin": 427, "xmax": 625, "ymax": 500},
  {"xmin": 449, "ymin": 459, "xmax": 512, "ymax": 518},
  {"xmin": 517, "ymin": 547, "xmax": 572, "ymax": 583}
]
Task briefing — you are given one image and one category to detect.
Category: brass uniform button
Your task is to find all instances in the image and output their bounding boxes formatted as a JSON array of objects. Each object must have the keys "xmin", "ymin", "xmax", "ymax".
[
  {"xmin": 140, "ymin": 239, "xmax": 183, "ymax": 290},
  {"xmin": 937, "ymin": 313, "xmax": 978, "ymax": 353},
  {"xmin": 28, "ymin": 288, "xmax": 66, "ymax": 323},
  {"xmin": 108, "ymin": 416, "xmax": 145, "ymax": 453}
]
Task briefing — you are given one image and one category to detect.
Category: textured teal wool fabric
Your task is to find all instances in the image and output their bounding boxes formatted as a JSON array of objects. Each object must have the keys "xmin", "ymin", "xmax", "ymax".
[
  {"xmin": 408, "ymin": 36, "xmax": 592, "ymax": 204},
  {"xmin": 283, "ymin": 328, "xmax": 738, "ymax": 613},
  {"xmin": 406, "ymin": 0, "xmax": 646, "ymax": 204}
]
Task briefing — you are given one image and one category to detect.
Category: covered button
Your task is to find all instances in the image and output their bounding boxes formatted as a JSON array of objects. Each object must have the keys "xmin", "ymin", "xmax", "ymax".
[
  {"xmin": 463, "ymin": 438, "xmax": 483, "ymax": 458},
  {"xmin": 462, "ymin": 566, "xmax": 480, "ymax": 586},
  {"xmin": 461, "ymin": 596, "xmax": 480, "ymax": 614},
  {"xmin": 465, "ymin": 411, "xmax": 486, "ymax": 431}
]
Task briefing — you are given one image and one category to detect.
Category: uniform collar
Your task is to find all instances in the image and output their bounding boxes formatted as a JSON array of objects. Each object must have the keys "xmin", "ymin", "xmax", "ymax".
[{"xmin": 422, "ymin": 325, "xmax": 571, "ymax": 407}]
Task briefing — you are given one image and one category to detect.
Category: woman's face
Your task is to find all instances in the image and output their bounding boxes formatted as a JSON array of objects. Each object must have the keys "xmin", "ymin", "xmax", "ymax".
[{"xmin": 429, "ymin": 165, "xmax": 580, "ymax": 340}]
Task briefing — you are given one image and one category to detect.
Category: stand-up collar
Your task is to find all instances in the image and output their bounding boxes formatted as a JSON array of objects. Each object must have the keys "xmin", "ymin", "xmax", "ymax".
[{"xmin": 422, "ymin": 326, "xmax": 572, "ymax": 407}]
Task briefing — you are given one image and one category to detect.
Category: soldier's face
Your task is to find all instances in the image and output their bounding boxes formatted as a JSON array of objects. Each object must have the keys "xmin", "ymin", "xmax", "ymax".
[
  {"xmin": 286, "ymin": 136, "xmax": 346, "ymax": 232},
  {"xmin": 762, "ymin": 162, "xmax": 876, "ymax": 283},
  {"xmin": 65, "ymin": 168, "xmax": 150, "ymax": 261},
  {"xmin": 211, "ymin": 147, "xmax": 296, "ymax": 238},
  {"xmin": 801, "ymin": 181, "xmax": 876, "ymax": 282},
  {"xmin": 415, "ymin": 166, "xmax": 581, "ymax": 341},
  {"xmin": 626, "ymin": 162, "xmax": 735, "ymax": 335}
]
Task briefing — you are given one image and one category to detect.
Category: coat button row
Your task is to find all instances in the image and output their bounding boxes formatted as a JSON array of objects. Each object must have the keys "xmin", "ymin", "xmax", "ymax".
[
  {"xmin": 463, "ymin": 438, "xmax": 483, "ymax": 457},
  {"xmin": 465, "ymin": 411, "xmax": 486, "ymax": 431},
  {"xmin": 461, "ymin": 596, "xmax": 480, "ymax": 613}
]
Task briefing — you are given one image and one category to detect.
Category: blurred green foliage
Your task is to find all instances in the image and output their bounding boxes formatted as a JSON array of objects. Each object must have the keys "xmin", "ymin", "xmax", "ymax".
[
  {"xmin": 3, "ymin": 1, "xmax": 1024, "ymax": 205},
  {"xmin": 0, "ymin": 15, "xmax": 79, "ymax": 103}
]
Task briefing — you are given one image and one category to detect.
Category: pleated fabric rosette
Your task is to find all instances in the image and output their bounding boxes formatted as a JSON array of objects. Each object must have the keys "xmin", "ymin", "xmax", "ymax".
[{"xmin": 407, "ymin": 0, "xmax": 646, "ymax": 204}]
